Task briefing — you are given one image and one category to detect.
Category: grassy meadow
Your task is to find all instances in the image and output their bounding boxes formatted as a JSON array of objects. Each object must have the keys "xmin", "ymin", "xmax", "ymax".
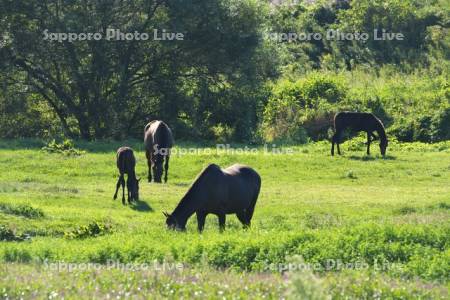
[{"xmin": 0, "ymin": 138, "xmax": 449, "ymax": 299}]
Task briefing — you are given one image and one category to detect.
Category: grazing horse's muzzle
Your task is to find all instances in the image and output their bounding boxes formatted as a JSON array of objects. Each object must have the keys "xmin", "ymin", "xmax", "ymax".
[
  {"xmin": 152, "ymin": 163, "xmax": 163, "ymax": 183},
  {"xmin": 163, "ymin": 212, "xmax": 185, "ymax": 231}
]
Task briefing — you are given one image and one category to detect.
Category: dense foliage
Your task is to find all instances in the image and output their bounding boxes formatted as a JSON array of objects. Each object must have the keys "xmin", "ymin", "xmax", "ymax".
[
  {"xmin": 262, "ymin": 69, "xmax": 450, "ymax": 143},
  {"xmin": 0, "ymin": 0, "xmax": 448, "ymax": 141}
]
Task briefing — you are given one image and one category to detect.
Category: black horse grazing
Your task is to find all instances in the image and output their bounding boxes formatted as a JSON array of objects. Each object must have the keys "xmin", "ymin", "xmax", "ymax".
[
  {"xmin": 331, "ymin": 112, "xmax": 388, "ymax": 156},
  {"xmin": 113, "ymin": 147, "xmax": 140, "ymax": 205},
  {"xmin": 144, "ymin": 120, "xmax": 174, "ymax": 183},
  {"xmin": 164, "ymin": 163, "xmax": 261, "ymax": 232}
]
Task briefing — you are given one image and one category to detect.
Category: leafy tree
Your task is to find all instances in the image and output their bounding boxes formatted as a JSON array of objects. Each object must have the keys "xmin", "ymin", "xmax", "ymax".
[{"xmin": 0, "ymin": 0, "xmax": 271, "ymax": 140}]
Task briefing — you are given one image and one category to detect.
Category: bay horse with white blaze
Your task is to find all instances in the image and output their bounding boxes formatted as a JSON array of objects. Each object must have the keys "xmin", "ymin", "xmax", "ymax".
[
  {"xmin": 164, "ymin": 163, "xmax": 261, "ymax": 232},
  {"xmin": 113, "ymin": 147, "xmax": 140, "ymax": 205},
  {"xmin": 144, "ymin": 120, "xmax": 174, "ymax": 183},
  {"xmin": 331, "ymin": 112, "xmax": 388, "ymax": 156}
]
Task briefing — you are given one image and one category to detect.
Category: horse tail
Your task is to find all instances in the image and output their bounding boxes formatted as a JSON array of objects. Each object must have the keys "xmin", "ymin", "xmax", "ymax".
[
  {"xmin": 246, "ymin": 174, "xmax": 261, "ymax": 222},
  {"xmin": 159, "ymin": 122, "xmax": 174, "ymax": 150}
]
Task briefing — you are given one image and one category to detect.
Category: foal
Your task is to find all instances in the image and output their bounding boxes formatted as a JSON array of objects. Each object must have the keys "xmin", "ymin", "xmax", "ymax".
[
  {"xmin": 331, "ymin": 112, "xmax": 388, "ymax": 156},
  {"xmin": 113, "ymin": 147, "xmax": 140, "ymax": 205}
]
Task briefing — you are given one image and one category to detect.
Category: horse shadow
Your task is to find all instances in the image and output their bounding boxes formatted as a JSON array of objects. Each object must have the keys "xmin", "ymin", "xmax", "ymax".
[
  {"xmin": 381, "ymin": 155, "xmax": 397, "ymax": 160},
  {"xmin": 130, "ymin": 199, "xmax": 153, "ymax": 212},
  {"xmin": 173, "ymin": 182, "xmax": 190, "ymax": 187},
  {"xmin": 348, "ymin": 154, "xmax": 397, "ymax": 161}
]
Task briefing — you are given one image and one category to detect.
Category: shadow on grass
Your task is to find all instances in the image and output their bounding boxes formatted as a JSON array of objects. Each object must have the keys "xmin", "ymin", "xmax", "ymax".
[
  {"xmin": 382, "ymin": 155, "xmax": 397, "ymax": 160},
  {"xmin": 348, "ymin": 155, "xmax": 376, "ymax": 161},
  {"xmin": 173, "ymin": 182, "xmax": 190, "ymax": 187},
  {"xmin": 129, "ymin": 199, "xmax": 153, "ymax": 212},
  {"xmin": 348, "ymin": 154, "xmax": 397, "ymax": 161}
]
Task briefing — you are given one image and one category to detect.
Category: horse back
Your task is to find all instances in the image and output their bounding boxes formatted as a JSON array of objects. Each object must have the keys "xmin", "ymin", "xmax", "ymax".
[
  {"xmin": 221, "ymin": 164, "xmax": 261, "ymax": 213},
  {"xmin": 116, "ymin": 147, "xmax": 136, "ymax": 174},
  {"xmin": 334, "ymin": 112, "xmax": 380, "ymax": 132},
  {"xmin": 178, "ymin": 164, "xmax": 260, "ymax": 215}
]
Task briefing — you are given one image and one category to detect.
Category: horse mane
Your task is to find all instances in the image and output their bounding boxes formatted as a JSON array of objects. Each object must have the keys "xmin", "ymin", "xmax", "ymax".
[{"xmin": 171, "ymin": 164, "xmax": 221, "ymax": 215}]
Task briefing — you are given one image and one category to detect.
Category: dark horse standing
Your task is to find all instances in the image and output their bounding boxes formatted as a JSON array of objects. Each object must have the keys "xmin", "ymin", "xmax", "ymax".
[
  {"xmin": 144, "ymin": 120, "xmax": 174, "ymax": 183},
  {"xmin": 164, "ymin": 163, "xmax": 261, "ymax": 232},
  {"xmin": 331, "ymin": 112, "xmax": 388, "ymax": 156},
  {"xmin": 113, "ymin": 147, "xmax": 140, "ymax": 205}
]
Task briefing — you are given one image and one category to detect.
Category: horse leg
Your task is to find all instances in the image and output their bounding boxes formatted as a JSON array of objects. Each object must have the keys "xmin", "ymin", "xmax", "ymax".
[
  {"xmin": 153, "ymin": 163, "xmax": 161, "ymax": 183},
  {"xmin": 331, "ymin": 134, "xmax": 336, "ymax": 156},
  {"xmin": 164, "ymin": 155, "xmax": 170, "ymax": 183},
  {"xmin": 196, "ymin": 212, "xmax": 206, "ymax": 232},
  {"xmin": 153, "ymin": 155, "xmax": 163, "ymax": 183},
  {"xmin": 236, "ymin": 211, "xmax": 250, "ymax": 228},
  {"xmin": 367, "ymin": 132, "xmax": 371, "ymax": 155},
  {"xmin": 146, "ymin": 150, "xmax": 152, "ymax": 182},
  {"xmin": 121, "ymin": 176, "xmax": 126, "ymax": 205},
  {"xmin": 127, "ymin": 180, "xmax": 132, "ymax": 204},
  {"xmin": 333, "ymin": 130, "xmax": 343, "ymax": 155},
  {"xmin": 218, "ymin": 214, "xmax": 226, "ymax": 232},
  {"xmin": 113, "ymin": 175, "xmax": 122, "ymax": 200},
  {"xmin": 337, "ymin": 131, "xmax": 343, "ymax": 155}
]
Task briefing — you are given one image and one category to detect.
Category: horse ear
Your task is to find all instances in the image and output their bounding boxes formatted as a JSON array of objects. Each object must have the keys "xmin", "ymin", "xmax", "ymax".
[{"xmin": 162, "ymin": 211, "xmax": 170, "ymax": 218}]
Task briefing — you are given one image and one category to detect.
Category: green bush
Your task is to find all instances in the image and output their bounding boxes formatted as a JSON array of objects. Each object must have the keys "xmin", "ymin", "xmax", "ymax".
[
  {"xmin": 42, "ymin": 139, "xmax": 85, "ymax": 156},
  {"xmin": 0, "ymin": 225, "xmax": 18, "ymax": 241},
  {"xmin": 262, "ymin": 68, "xmax": 450, "ymax": 144},
  {"xmin": 0, "ymin": 203, "xmax": 44, "ymax": 219},
  {"xmin": 64, "ymin": 221, "xmax": 113, "ymax": 239},
  {"xmin": 0, "ymin": 225, "xmax": 28, "ymax": 242},
  {"xmin": 261, "ymin": 72, "xmax": 346, "ymax": 142}
]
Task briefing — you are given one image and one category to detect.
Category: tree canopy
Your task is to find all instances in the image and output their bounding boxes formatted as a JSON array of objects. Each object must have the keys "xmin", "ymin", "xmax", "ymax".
[{"xmin": 1, "ymin": 0, "xmax": 448, "ymax": 142}]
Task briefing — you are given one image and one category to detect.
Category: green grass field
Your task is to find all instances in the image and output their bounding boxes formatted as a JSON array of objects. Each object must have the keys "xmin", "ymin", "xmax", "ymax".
[{"xmin": 0, "ymin": 138, "xmax": 449, "ymax": 299}]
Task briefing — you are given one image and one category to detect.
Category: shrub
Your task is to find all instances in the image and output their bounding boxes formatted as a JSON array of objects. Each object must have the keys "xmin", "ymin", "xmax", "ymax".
[
  {"xmin": 0, "ymin": 203, "xmax": 44, "ymax": 219},
  {"xmin": 395, "ymin": 206, "xmax": 417, "ymax": 215},
  {"xmin": 431, "ymin": 106, "xmax": 450, "ymax": 142},
  {"xmin": 64, "ymin": 221, "xmax": 113, "ymax": 239},
  {"xmin": 42, "ymin": 139, "xmax": 85, "ymax": 156},
  {"xmin": 211, "ymin": 124, "xmax": 234, "ymax": 143},
  {"xmin": 261, "ymin": 73, "xmax": 346, "ymax": 142},
  {"xmin": 0, "ymin": 225, "xmax": 28, "ymax": 242},
  {"xmin": 0, "ymin": 225, "xmax": 18, "ymax": 241},
  {"xmin": 262, "ymin": 68, "xmax": 450, "ymax": 144}
]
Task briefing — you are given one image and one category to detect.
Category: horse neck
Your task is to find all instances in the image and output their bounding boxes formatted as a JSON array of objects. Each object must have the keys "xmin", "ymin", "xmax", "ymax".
[
  {"xmin": 127, "ymin": 168, "xmax": 137, "ymax": 180},
  {"xmin": 171, "ymin": 189, "xmax": 199, "ymax": 227}
]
